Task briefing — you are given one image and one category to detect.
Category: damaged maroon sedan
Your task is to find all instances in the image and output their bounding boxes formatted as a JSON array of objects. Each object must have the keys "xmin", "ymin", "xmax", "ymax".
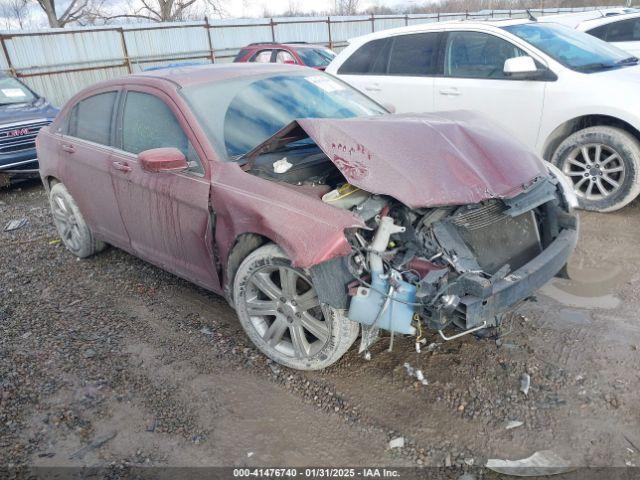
[{"xmin": 37, "ymin": 64, "xmax": 578, "ymax": 370}]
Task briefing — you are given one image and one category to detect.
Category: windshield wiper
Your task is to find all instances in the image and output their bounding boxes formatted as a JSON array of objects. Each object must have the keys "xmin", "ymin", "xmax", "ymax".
[
  {"xmin": 575, "ymin": 62, "xmax": 619, "ymax": 72},
  {"xmin": 617, "ymin": 56, "xmax": 639, "ymax": 65}
]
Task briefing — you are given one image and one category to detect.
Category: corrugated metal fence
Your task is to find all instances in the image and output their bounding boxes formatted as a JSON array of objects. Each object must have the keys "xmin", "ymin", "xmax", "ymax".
[{"xmin": 0, "ymin": 6, "xmax": 609, "ymax": 107}]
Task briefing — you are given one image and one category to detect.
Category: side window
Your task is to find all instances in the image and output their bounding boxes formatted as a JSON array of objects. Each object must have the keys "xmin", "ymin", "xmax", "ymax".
[
  {"xmin": 234, "ymin": 48, "xmax": 252, "ymax": 61},
  {"xmin": 252, "ymin": 50, "xmax": 273, "ymax": 63},
  {"xmin": 605, "ymin": 18, "xmax": 640, "ymax": 42},
  {"xmin": 121, "ymin": 92, "xmax": 203, "ymax": 174},
  {"xmin": 337, "ymin": 38, "xmax": 391, "ymax": 75},
  {"xmin": 67, "ymin": 92, "xmax": 116, "ymax": 145},
  {"xmin": 388, "ymin": 33, "xmax": 440, "ymax": 76},
  {"xmin": 444, "ymin": 31, "xmax": 527, "ymax": 79},
  {"xmin": 275, "ymin": 50, "xmax": 296, "ymax": 63},
  {"xmin": 587, "ymin": 24, "xmax": 610, "ymax": 41}
]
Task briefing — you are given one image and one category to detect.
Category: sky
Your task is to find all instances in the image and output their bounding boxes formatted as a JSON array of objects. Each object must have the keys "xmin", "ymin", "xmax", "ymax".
[
  {"xmin": 225, "ymin": 0, "xmax": 417, "ymax": 17},
  {"xmin": 0, "ymin": 0, "xmax": 424, "ymax": 30},
  {"xmin": 0, "ymin": 0, "xmax": 427, "ymax": 29}
]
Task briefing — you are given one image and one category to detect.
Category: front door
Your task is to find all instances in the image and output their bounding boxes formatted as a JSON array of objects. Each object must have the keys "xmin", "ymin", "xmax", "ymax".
[
  {"xmin": 109, "ymin": 87, "xmax": 220, "ymax": 291},
  {"xmin": 58, "ymin": 89, "xmax": 129, "ymax": 247},
  {"xmin": 434, "ymin": 30, "xmax": 547, "ymax": 149}
]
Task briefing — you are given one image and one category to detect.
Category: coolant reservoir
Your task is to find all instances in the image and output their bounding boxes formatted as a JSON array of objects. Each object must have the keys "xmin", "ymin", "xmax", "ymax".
[{"xmin": 322, "ymin": 183, "xmax": 369, "ymax": 210}]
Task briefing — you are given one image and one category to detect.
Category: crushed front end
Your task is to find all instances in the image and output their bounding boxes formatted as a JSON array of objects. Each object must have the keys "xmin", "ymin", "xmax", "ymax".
[
  {"xmin": 241, "ymin": 113, "xmax": 579, "ymax": 348},
  {"xmin": 311, "ymin": 171, "xmax": 578, "ymax": 345}
]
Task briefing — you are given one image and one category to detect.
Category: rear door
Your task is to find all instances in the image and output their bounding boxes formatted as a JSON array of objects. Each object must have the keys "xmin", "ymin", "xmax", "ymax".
[
  {"xmin": 59, "ymin": 89, "xmax": 129, "ymax": 247},
  {"xmin": 109, "ymin": 86, "xmax": 220, "ymax": 291},
  {"xmin": 251, "ymin": 49, "xmax": 274, "ymax": 63},
  {"xmin": 434, "ymin": 30, "xmax": 546, "ymax": 148},
  {"xmin": 335, "ymin": 33, "xmax": 442, "ymax": 113},
  {"xmin": 274, "ymin": 49, "xmax": 297, "ymax": 64},
  {"xmin": 377, "ymin": 32, "xmax": 442, "ymax": 112}
]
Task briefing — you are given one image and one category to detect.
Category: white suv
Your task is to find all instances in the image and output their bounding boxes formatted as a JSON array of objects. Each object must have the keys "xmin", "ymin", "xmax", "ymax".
[
  {"xmin": 576, "ymin": 12, "xmax": 640, "ymax": 57},
  {"xmin": 327, "ymin": 19, "xmax": 640, "ymax": 212}
]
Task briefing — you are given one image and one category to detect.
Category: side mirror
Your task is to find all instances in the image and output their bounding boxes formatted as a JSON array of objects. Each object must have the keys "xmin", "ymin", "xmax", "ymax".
[
  {"xmin": 283, "ymin": 59, "xmax": 297, "ymax": 65},
  {"xmin": 503, "ymin": 56, "xmax": 539, "ymax": 78},
  {"xmin": 382, "ymin": 102, "xmax": 396, "ymax": 114},
  {"xmin": 139, "ymin": 147, "xmax": 188, "ymax": 173}
]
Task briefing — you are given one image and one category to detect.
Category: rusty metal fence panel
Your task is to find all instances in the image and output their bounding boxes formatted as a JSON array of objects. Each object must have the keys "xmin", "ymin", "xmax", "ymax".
[{"xmin": 0, "ymin": 6, "xmax": 612, "ymax": 107}]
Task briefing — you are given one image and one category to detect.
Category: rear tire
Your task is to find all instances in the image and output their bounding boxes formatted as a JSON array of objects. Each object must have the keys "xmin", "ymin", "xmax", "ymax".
[
  {"xmin": 551, "ymin": 126, "xmax": 640, "ymax": 212},
  {"xmin": 48, "ymin": 182, "xmax": 106, "ymax": 258},
  {"xmin": 233, "ymin": 243, "xmax": 359, "ymax": 370}
]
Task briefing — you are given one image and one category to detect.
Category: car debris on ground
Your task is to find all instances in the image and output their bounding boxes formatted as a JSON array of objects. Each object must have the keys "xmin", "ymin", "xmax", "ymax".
[
  {"xmin": 486, "ymin": 449, "xmax": 573, "ymax": 476},
  {"xmin": 68, "ymin": 431, "xmax": 117, "ymax": 460},
  {"xmin": 505, "ymin": 420, "xmax": 524, "ymax": 430},
  {"xmin": 389, "ymin": 437, "xmax": 405, "ymax": 449},
  {"xmin": 3, "ymin": 218, "xmax": 28, "ymax": 232},
  {"xmin": 520, "ymin": 373, "xmax": 531, "ymax": 396}
]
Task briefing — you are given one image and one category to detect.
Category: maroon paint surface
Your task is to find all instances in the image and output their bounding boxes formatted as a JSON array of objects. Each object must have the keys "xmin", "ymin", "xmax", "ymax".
[{"xmin": 298, "ymin": 112, "xmax": 547, "ymax": 209}]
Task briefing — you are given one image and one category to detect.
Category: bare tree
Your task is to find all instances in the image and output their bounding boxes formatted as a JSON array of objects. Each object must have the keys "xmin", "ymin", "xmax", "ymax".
[
  {"xmin": 1, "ymin": 0, "xmax": 31, "ymax": 29},
  {"xmin": 102, "ymin": 0, "xmax": 225, "ymax": 23},
  {"xmin": 31, "ymin": 0, "xmax": 91, "ymax": 27},
  {"xmin": 333, "ymin": 0, "xmax": 360, "ymax": 15}
]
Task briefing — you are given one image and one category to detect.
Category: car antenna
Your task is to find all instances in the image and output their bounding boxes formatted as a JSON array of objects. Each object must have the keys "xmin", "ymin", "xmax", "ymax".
[{"xmin": 526, "ymin": 9, "xmax": 537, "ymax": 21}]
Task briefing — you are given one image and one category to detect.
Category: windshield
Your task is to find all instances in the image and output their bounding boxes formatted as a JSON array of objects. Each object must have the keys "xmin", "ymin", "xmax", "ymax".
[
  {"xmin": 182, "ymin": 71, "xmax": 386, "ymax": 159},
  {"xmin": 504, "ymin": 22, "xmax": 635, "ymax": 72},
  {"xmin": 0, "ymin": 76, "xmax": 37, "ymax": 105},
  {"xmin": 296, "ymin": 48, "xmax": 336, "ymax": 67}
]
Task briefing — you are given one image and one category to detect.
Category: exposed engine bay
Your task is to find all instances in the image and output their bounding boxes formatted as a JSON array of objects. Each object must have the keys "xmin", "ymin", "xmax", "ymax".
[{"xmin": 241, "ymin": 119, "xmax": 579, "ymax": 348}]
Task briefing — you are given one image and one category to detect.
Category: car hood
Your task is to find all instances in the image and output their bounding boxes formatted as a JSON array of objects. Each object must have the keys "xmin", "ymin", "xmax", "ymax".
[
  {"xmin": 592, "ymin": 64, "xmax": 640, "ymax": 83},
  {"xmin": 0, "ymin": 99, "xmax": 58, "ymax": 126},
  {"xmin": 248, "ymin": 111, "xmax": 547, "ymax": 209}
]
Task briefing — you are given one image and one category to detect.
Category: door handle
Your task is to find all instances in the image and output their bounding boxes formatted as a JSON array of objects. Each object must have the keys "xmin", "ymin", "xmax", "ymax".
[
  {"xmin": 439, "ymin": 88, "xmax": 460, "ymax": 97},
  {"xmin": 112, "ymin": 161, "xmax": 132, "ymax": 173},
  {"xmin": 364, "ymin": 84, "xmax": 381, "ymax": 92},
  {"xmin": 61, "ymin": 143, "xmax": 75, "ymax": 153}
]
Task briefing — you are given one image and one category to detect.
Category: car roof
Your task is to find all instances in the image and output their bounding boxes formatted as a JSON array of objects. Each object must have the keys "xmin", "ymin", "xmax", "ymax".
[
  {"xmin": 134, "ymin": 63, "xmax": 302, "ymax": 88},
  {"xmin": 242, "ymin": 42, "xmax": 326, "ymax": 49},
  {"xmin": 345, "ymin": 18, "xmax": 531, "ymax": 44},
  {"xmin": 538, "ymin": 8, "xmax": 640, "ymax": 28},
  {"xmin": 577, "ymin": 10, "xmax": 640, "ymax": 30}
]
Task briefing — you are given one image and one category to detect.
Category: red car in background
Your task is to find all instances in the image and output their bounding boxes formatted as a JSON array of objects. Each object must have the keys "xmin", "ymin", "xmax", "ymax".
[{"xmin": 233, "ymin": 42, "xmax": 336, "ymax": 69}]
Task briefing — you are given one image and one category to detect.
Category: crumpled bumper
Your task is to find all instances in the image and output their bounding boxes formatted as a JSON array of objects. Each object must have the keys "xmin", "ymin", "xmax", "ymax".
[{"xmin": 461, "ymin": 225, "xmax": 578, "ymax": 327}]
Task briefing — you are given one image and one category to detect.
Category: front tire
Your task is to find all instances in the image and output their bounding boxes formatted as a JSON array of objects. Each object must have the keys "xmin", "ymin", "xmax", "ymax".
[
  {"xmin": 49, "ymin": 182, "xmax": 106, "ymax": 258},
  {"xmin": 233, "ymin": 243, "xmax": 359, "ymax": 370},
  {"xmin": 551, "ymin": 126, "xmax": 640, "ymax": 212}
]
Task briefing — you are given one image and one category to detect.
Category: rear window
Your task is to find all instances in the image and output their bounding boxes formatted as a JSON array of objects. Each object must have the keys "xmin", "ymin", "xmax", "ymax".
[
  {"xmin": 68, "ymin": 92, "xmax": 116, "ymax": 146},
  {"xmin": 234, "ymin": 48, "xmax": 252, "ymax": 61},
  {"xmin": 337, "ymin": 38, "xmax": 391, "ymax": 75}
]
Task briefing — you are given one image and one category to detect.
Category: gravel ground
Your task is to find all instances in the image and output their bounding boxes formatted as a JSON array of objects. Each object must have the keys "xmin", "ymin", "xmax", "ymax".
[{"xmin": 2, "ymin": 181, "xmax": 640, "ymax": 474}]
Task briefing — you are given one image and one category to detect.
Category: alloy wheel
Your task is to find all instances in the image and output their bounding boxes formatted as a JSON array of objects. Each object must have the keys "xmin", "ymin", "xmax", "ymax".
[
  {"xmin": 562, "ymin": 143, "xmax": 625, "ymax": 200},
  {"xmin": 244, "ymin": 265, "xmax": 330, "ymax": 359},
  {"xmin": 51, "ymin": 193, "xmax": 82, "ymax": 252}
]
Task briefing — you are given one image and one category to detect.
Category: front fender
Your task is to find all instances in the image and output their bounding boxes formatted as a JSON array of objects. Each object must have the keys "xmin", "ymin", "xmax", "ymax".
[{"xmin": 212, "ymin": 163, "xmax": 364, "ymax": 284}]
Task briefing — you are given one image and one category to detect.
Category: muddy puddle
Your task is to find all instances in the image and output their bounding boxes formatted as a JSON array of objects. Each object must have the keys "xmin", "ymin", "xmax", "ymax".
[{"xmin": 540, "ymin": 263, "xmax": 632, "ymax": 310}]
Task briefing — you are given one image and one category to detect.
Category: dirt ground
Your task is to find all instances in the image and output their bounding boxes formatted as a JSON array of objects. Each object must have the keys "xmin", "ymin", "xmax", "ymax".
[{"xmin": 1, "ymin": 180, "xmax": 640, "ymax": 472}]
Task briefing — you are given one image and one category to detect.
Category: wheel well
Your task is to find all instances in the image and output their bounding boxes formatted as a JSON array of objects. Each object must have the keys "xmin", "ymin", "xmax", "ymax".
[
  {"xmin": 44, "ymin": 176, "xmax": 60, "ymax": 191},
  {"xmin": 543, "ymin": 115, "xmax": 640, "ymax": 161},
  {"xmin": 224, "ymin": 233, "xmax": 271, "ymax": 306}
]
